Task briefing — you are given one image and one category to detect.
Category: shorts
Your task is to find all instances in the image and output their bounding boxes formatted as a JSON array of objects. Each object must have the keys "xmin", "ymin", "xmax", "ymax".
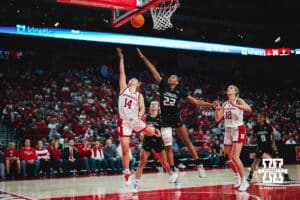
[
  {"xmin": 161, "ymin": 115, "xmax": 183, "ymax": 128},
  {"xmin": 161, "ymin": 127, "xmax": 173, "ymax": 146},
  {"xmin": 256, "ymin": 145, "xmax": 273, "ymax": 158},
  {"xmin": 117, "ymin": 118, "xmax": 147, "ymax": 137},
  {"xmin": 142, "ymin": 136, "xmax": 164, "ymax": 153},
  {"xmin": 224, "ymin": 125, "xmax": 246, "ymax": 145}
]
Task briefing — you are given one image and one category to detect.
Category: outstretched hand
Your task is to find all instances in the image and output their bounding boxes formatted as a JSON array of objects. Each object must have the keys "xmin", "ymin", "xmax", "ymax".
[
  {"xmin": 116, "ymin": 47, "xmax": 123, "ymax": 58},
  {"xmin": 228, "ymin": 100, "xmax": 238, "ymax": 108},
  {"xmin": 212, "ymin": 101, "xmax": 220, "ymax": 108},
  {"xmin": 136, "ymin": 48, "xmax": 144, "ymax": 59}
]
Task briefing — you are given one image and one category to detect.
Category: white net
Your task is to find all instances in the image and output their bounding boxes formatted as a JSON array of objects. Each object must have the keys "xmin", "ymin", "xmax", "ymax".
[{"xmin": 150, "ymin": 0, "xmax": 180, "ymax": 31}]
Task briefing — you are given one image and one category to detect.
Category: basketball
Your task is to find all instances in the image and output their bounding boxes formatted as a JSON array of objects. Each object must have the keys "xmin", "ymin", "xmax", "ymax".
[{"xmin": 130, "ymin": 15, "xmax": 145, "ymax": 28}]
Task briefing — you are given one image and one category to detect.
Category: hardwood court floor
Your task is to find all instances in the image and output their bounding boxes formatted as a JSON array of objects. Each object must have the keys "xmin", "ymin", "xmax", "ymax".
[{"xmin": 0, "ymin": 165, "xmax": 299, "ymax": 200}]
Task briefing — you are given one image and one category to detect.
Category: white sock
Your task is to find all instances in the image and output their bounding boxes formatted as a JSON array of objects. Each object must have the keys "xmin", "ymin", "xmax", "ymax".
[
  {"xmin": 134, "ymin": 179, "xmax": 139, "ymax": 184},
  {"xmin": 125, "ymin": 169, "xmax": 130, "ymax": 174}
]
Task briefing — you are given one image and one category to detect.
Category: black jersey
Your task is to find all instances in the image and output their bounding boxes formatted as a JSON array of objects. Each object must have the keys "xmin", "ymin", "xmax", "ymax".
[
  {"xmin": 159, "ymin": 79, "xmax": 189, "ymax": 118},
  {"xmin": 144, "ymin": 114, "xmax": 161, "ymax": 141},
  {"xmin": 253, "ymin": 122, "xmax": 273, "ymax": 146},
  {"xmin": 143, "ymin": 114, "xmax": 164, "ymax": 153},
  {"xmin": 145, "ymin": 114, "xmax": 161, "ymax": 130}
]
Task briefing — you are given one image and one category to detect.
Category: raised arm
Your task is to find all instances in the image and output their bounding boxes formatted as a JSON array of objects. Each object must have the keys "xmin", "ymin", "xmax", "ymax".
[
  {"xmin": 117, "ymin": 48, "xmax": 127, "ymax": 92},
  {"xmin": 138, "ymin": 94, "xmax": 145, "ymax": 119},
  {"xmin": 230, "ymin": 98, "xmax": 252, "ymax": 113},
  {"xmin": 136, "ymin": 48, "xmax": 162, "ymax": 84},
  {"xmin": 271, "ymin": 127, "xmax": 277, "ymax": 151},
  {"xmin": 215, "ymin": 102, "xmax": 225, "ymax": 122},
  {"xmin": 185, "ymin": 95, "xmax": 213, "ymax": 107}
]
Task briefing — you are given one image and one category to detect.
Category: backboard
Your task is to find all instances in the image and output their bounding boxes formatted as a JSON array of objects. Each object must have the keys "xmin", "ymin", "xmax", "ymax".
[{"xmin": 57, "ymin": 0, "xmax": 167, "ymax": 28}]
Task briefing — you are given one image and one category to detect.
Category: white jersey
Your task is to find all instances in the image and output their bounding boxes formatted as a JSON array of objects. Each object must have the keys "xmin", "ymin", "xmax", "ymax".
[
  {"xmin": 118, "ymin": 88, "xmax": 140, "ymax": 120},
  {"xmin": 224, "ymin": 99, "xmax": 243, "ymax": 128}
]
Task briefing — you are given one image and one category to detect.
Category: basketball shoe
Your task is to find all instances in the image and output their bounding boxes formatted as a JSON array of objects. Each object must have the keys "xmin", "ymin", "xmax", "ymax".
[
  {"xmin": 198, "ymin": 165, "xmax": 206, "ymax": 178},
  {"xmin": 168, "ymin": 172, "xmax": 178, "ymax": 183},
  {"xmin": 124, "ymin": 173, "xmax": 132, "ymax": 186}
]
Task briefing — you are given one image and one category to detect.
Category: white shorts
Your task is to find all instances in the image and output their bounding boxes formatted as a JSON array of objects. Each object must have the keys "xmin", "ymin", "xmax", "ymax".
[
  {"xmin": 161, "ymin": 127, "xmax": 173, "ymax": 146},
  {"xmin": 117, "ymin": 118, "xmax": 147, "ymax": 137},
  {"xmin": 224, "ymin": 125, "xmax": 246, "ymax": 145}
]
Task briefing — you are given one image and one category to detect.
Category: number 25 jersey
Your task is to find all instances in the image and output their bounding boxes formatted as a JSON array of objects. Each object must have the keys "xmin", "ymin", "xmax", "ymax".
[
  {"xmin": 118, "ymin": 88, "xmax": 140, "ymax": 120},
  {"xmin": 159, "ymin": 79, "xmax": 188, "ymax": 118},
  {"xmin": 223, "ymin": 99, "xmax": 243, "ymax": 128}
]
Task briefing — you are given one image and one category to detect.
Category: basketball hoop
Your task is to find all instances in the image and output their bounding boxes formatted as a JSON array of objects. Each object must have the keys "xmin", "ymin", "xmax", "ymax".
[{"xmin": 150, "ymin": 0, "xmax": 180, "ymax": 31}]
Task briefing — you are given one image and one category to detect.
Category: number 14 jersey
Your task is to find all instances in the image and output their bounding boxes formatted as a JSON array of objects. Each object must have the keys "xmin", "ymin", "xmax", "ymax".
[{"xmin": 118, "ymin": 88, "xmax": 140, "ymax": 120}]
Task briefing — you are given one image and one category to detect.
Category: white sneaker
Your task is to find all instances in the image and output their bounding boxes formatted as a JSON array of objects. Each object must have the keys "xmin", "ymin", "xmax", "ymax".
[
  {"xmin": 168, "ymin": 172, "xmax": 178, "ymax": 183},
  {"xmin": 198, "ymin": 165, "xmax": 206, "ymax": 178},
  {"xmin": 239, "ymin": 180, "xmax": 249, "ymax": 191},
  {"xmin": 174, "ymin": 179, "xmax": 181, "ymax": 189},
  {"xmin": 132, "ymin": 183, "xmax": 138, "ymax": 193},
  {"xmin": 233, "ymin": 175, "xmax": 241, "ymax": 188},
  {"xmin": 178, "ymin": 163, "xmax": 186, "ymax": 169},
  {"xmin": 124, "ymin": 173, "xmax": 132, "ymax": 186}
]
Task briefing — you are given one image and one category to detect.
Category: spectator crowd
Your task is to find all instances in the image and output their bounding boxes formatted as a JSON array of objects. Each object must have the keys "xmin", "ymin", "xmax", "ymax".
[{"xmin": 0, "ymin": 64, "xmax": 299, "ymax": 180}]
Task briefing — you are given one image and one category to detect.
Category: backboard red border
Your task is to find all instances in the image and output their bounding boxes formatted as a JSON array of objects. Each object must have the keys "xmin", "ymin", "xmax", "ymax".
[
  {"xmin": 57, "ymin": 0, "xmax": 137, "ymax": 10},
  {"xmin": 57, "ymin": 0, "xmax": 168, "ymax": 28}
]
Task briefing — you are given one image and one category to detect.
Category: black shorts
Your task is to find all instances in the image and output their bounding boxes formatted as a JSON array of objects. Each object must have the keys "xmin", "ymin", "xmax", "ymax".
[
  {"xmin": 142, "ymin": 136, "xmax": 165, "ymax": 153},
  {"xmin": 161, "ymin": 115, "xmax": 183, "ymax": 128},
  {"xmin": 256, "ymin": 145, "xmax": 273, "ymax": 158}
]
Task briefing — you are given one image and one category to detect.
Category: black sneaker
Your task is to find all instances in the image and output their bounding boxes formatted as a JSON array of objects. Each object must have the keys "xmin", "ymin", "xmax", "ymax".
[{"xmin": 284, "ymin": 174, "xmax": 291, "ymax": 181}]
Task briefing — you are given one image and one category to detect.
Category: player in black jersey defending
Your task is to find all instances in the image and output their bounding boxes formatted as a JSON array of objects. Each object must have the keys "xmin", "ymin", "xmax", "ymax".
[
  {"xmin": 132, "ymin": 101, "xmax": 178, "ymax": 193},
  {"xmin": 247, "ymin": 112, "xmax": 290, "ymax": 182},
  {"xmin": 137, "ymin": 48, "xmax": 216, "ymax": 177}
]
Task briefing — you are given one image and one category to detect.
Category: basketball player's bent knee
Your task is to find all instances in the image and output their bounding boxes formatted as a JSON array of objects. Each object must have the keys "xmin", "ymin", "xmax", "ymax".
[
  {"xmin": 165, "ymin": 145, "xmax": 172, "ymax": 152},
  {"xmin": 139, "ymin": 159, "xmax": 147, "ymax": 168},
  {"xmin": 182, "ymin": 138, "xmax": 193, "ymax": 146},
  {"xmin": 160, "ymin": 160, "xmax": 169, "ymax": 168},
  {"xmin": 232, "ymin": 154, "xmax": 241, "ymax": 163},
  {"xmin": 122, "ymin": 151, "xmax": 129, "ymax": 158}
]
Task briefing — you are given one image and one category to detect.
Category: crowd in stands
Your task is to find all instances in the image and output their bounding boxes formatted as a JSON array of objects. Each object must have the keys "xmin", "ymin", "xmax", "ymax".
[{"xmin": 0, "ymin": 63, "xmax": 299, "ymax": 180}]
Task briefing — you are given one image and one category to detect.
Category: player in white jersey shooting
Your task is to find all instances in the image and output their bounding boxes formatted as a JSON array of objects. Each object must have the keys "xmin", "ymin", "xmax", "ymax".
[
  {"xmin": 116, "ymin": 48, "xmax": 161, "ymax": 186},
  {"xmin": 215, "ymin": 85, "xmax": 251, "ymax": 191}
]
